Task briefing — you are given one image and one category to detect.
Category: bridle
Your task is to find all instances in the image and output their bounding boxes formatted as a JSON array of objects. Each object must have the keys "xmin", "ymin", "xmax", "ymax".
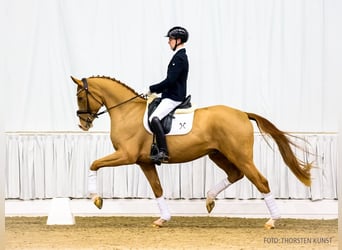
[{"xmin": 76, "ymin": 78, "xmax": 145, "ymax": 126}]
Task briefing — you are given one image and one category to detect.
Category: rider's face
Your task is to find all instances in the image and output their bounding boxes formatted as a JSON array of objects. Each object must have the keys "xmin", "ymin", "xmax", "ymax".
[{"xmin": 168, "ymin": 37, "xmax": 180, "ymax": 50}]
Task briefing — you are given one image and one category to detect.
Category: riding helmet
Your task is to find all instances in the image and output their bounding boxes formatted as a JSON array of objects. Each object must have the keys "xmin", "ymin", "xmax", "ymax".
[{"xmin": 166, "ymin": 26, "xmax": 189, "ymax": 43}]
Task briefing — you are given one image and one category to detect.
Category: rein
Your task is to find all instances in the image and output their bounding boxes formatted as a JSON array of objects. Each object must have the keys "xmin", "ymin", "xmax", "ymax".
[
  {"xmin": 97, "ymin": 94, "xmax": 145, "ymax": 116},
  {"xmin": 76, "ymin": 78, "xmax": 145, "ymax": 122}
]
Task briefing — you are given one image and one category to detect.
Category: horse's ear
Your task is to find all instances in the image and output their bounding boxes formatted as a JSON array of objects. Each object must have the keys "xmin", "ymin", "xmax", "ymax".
[{"xmin": 70, "ymin": 76, "xmax": 83, "ymax": 87}]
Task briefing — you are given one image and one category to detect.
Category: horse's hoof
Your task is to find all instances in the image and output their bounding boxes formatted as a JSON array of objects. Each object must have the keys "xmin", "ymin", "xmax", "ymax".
[
  {"xmin": 92, "ymin": 196, "xmax": 103, "ymax": 209},
  {"xmin": 264, "ymin": 223, "xmax": 275, "ymax": 229},
  {"xmin": 152, "ymin": 218, "xmax": 167, "ymax": 228},
  {"xmin": 206, "ymin": 197, "xmax": 215, "ymax": 213},
  {"xmin": 264, "ymin": 218, "xmax": 276, "ymax": 229}
]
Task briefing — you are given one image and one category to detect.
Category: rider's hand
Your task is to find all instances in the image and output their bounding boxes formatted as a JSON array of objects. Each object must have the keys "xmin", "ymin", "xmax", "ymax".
[{"xmin": 146, "ymin": 89, "xmax": 152, "ymax": 96}]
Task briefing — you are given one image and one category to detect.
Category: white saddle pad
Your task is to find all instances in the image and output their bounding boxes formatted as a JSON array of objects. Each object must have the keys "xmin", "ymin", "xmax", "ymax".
[{"xmin": 143, "ymin": 100, "xmax": 195, "ymax": 136}]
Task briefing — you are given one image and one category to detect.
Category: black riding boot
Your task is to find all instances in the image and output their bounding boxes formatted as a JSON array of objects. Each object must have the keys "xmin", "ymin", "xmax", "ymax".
[{"xmin": 150, "ymin": 117, "xmax": 169, "ymax": 163}]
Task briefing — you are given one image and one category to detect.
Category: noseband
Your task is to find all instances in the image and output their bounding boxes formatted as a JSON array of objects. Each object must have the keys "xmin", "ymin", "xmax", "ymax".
[{"xmin": 76, "ymin": 78, "xmax": 145, "ymax": 124}]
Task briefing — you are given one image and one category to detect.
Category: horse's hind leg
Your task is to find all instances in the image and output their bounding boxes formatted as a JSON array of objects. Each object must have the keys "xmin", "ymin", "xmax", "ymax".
[
  {"xmin": 139, "ymin": 163, "xmax": 170, "ymax": 227},
  {"xmin": 206, "ymin": 151, "xmax": 244, "ymax": 213},
  {"xmin": 238, "ymin": 161, "xmax": 280, "ymax": 229}
]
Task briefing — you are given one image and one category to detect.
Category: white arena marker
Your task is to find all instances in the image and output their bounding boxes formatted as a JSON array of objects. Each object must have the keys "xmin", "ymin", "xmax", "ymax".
[{"xmin": 47, "ymin": 198, "xmax": 75, "ymax": 225}]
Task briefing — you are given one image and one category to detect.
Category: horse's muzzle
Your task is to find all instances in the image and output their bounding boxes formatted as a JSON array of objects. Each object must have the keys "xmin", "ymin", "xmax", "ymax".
[{"xmin": 79, "ymin": 123, "xmax": 92, "ymax": 131}]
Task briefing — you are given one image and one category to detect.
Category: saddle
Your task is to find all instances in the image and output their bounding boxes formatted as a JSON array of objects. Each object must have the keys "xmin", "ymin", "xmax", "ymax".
[{"xmin": 147, "ymin": 95, "xmax": 192, "ymax": 134}]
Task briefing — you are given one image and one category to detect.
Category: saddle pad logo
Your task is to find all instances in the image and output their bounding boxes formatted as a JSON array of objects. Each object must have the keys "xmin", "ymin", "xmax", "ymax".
[{"xmin": 143, "ymin": 107, "xmax": 195, "ymax": 135}]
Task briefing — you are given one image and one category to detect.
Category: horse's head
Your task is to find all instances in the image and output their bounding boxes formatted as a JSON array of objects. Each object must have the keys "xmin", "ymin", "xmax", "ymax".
[{"xmin": 71, "ymin": 76, "xmax": 103, "ymax": 131}]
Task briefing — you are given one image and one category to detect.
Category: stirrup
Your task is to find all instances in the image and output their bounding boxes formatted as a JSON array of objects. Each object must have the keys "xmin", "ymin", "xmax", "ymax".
[
  {"xmin": 159, "ymin": 151, "xmax": 169, "ymax": 162},
  {"xmin": 150, "ymin": 151, "xmax": 169, "ymax": 165}
]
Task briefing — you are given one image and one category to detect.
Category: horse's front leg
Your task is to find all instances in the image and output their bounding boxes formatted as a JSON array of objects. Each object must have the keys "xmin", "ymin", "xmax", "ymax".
[
  {"xmin": 139, "ymin": 163, "xmax": 171, "ymax": 227},
  {"xmin": 87, "ymin": 150, "xmax": 135, "ymax": 209}
]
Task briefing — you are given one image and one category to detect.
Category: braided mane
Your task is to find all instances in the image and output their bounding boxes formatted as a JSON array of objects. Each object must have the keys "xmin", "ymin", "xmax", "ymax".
[{"xmin": 89, "ymin": 75, "xmax": 147, "ymax": 100}]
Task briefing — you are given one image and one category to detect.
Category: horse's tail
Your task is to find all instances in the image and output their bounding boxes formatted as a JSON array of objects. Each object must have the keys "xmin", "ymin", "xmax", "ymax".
[{"xmin": 246, "ymin": 112, "xmax": 312, "ymax": 186}]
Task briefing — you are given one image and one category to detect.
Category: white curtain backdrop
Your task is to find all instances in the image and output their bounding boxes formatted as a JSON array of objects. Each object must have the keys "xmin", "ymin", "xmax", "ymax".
[
  {"xmin": 1, "ymin": 0, "xmax": 341, "ymax": 132},
  {"xmin": 5, "ymin": 132, "xmax": 337, "ymax": 200},
  {"xmin": 1, "ymin": 0, "xmax": 341, "ymax": 200}
]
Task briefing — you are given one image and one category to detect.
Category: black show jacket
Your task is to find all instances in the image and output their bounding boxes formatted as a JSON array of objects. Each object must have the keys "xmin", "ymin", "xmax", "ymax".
[{"xmin": 149, "ymin": 48, "xmax": 188, "ymax": 102}]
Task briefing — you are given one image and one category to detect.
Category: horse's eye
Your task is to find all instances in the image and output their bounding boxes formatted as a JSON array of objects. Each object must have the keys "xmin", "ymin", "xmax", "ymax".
[{"xmin": 78, "ymin": 96, "xmax": 83, "ymax": 102}]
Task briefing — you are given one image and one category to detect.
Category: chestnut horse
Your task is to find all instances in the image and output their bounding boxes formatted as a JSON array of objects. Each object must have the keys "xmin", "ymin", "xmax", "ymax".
[{"xmin": 71, "ymin": 76, "xmax": 311, "ymax": 229}]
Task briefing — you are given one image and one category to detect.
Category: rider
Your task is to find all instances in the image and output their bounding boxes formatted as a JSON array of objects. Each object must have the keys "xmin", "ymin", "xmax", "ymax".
[{"xmin": 148, "ymin": 26, "xmax": 189, "ymax": 163}]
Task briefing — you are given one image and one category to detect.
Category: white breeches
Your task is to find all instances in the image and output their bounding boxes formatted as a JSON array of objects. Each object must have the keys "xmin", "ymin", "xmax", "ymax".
[{"xmin": 149, "ymin": 98, "xmax": 181, "ymax": 122}]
